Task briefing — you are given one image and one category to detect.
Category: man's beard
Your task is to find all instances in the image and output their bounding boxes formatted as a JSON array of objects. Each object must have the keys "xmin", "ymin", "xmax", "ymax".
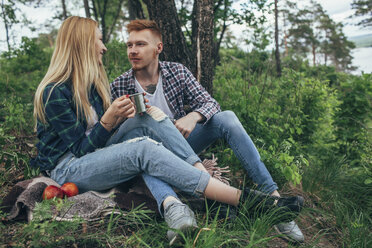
[
  {"xmin": 130, "ymin": 51, "xmax": 157, "ymax": 71},
  {"xmin": 132, "ymin": 64, "xmax": 144, "ymax": 71}
]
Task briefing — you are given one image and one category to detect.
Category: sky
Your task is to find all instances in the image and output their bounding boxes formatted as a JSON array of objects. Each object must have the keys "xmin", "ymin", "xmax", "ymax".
[
  {"xmin": 1, "ymin": 0, "xmax": 370, "ymax": 48},
  {"xmin": 0, "ymin": 0, "xmax": 371, "ymax": 73},
  {"xmin": 0, "ymin": 0, "xmax": 370, "ymax": 49}
]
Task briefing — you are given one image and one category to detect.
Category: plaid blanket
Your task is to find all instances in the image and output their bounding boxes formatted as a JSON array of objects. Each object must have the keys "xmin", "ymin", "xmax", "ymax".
[{"xmin": 1, "ymin": 157, "xmax": 230, "ymax": 222}]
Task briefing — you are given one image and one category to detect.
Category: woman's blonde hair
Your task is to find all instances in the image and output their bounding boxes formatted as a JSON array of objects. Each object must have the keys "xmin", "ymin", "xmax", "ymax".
[{"xmin": 34, "ymin": 16, "xmax": 111, "ymax": 124}]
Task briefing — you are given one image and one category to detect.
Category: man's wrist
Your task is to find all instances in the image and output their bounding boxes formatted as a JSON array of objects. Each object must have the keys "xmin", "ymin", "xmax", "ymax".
[{"xmin": 188, "ymin": 112, "xmax": 205, "ymax": 123}]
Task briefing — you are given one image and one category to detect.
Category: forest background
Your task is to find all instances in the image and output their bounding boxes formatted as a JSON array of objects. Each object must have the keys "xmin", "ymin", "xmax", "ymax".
[{"xmin": 0, "ymin": 0, "xmax": 371, "ymax": 247}]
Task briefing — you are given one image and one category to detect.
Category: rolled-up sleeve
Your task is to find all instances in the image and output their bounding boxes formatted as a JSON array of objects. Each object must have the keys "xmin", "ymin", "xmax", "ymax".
[{"xmin": 182, "ymin": 66, "xmax": 220, "ymax": 124}]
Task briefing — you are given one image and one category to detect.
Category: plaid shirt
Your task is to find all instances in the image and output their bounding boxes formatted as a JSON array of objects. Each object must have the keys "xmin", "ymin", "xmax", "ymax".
[
  {"xmin": 31, "ymin": 82, "xmax": 112, "ymax": 171},
  {"xmin": 111, "ymin": 61, "xmax": 221, "ymax": 123}
]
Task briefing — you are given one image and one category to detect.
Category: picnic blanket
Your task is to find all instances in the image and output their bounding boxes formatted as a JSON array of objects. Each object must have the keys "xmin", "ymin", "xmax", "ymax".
[{"xmin": 1, "ymin": 156, "xmax": 230, "ymax": 222}]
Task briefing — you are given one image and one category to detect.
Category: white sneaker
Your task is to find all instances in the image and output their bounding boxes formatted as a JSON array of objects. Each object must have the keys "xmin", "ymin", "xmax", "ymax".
[{"xmin": 275, "ymin": 220, "xmax": 304, "ymax": 243}]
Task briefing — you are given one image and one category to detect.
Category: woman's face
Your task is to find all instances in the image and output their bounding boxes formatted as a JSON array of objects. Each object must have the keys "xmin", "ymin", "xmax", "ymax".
[{"xmin": 95, "ymin": 28, "xmax": 107, "ymax": 65}]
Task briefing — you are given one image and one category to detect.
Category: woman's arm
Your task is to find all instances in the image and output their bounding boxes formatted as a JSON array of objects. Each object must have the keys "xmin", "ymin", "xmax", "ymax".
[
  {"xmin": 100, "ymin": 96, "xmax": 135, "ymax": 132},
  {"xmin": 43, "ymin": 85, "xmax": 111, "ymax": 157}
]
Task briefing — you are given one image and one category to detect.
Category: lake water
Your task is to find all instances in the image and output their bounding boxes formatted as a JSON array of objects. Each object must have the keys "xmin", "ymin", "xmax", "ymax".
[{"xmin": 351, "ymin": 47, "xmax": 372, "ymax": 75}]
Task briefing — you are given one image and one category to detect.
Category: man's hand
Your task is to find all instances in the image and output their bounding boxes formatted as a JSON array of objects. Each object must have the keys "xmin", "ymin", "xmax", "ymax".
[{"xmin": 174, "ymin": 112, "xmax": 204, "ymax": 138}]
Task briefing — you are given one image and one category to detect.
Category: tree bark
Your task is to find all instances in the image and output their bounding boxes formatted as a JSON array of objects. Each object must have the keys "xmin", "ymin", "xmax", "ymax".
[
  {"xmin": 192, "ymin": 0, "xmax": 214, "ymax": 94},
  {"xmin": 143, "ymin": 0, "xmax": 193, "ymax": 73},
  {"xmin": 128, "ymin": 0, "xmax": 145, "ymax": 20},
  {"xmin": 274, "ymin": 0, "xmax": 282, "ymax": 77},
  {"xmin": 83, "ymin": 0, "xmax": 91, "ymax": 18}
]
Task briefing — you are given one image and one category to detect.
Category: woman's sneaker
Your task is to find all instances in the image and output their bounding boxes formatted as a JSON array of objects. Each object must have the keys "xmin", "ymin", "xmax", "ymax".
[{"xmin": 164, "ymin": 201, "xmax": 198, "ymax": 245}]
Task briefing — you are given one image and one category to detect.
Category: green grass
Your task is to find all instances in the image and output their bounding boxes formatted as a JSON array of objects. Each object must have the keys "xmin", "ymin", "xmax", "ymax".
[{"xmin": 1, "ymin": 46, "xmax": 371, "ymax": 246}]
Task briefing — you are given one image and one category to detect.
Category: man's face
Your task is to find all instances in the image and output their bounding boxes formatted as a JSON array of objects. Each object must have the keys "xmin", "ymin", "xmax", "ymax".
[{"xmin": 126, "ymin": 29, "xmax": 162, "ymax": 71}]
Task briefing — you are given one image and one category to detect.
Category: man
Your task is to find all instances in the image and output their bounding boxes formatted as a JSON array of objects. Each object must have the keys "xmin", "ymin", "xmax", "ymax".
[{"xmin": 111, "ymin": 20, "xmax": 304, "ymax": 243}]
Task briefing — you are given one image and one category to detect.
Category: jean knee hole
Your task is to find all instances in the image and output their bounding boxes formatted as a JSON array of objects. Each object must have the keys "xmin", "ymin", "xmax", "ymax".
[{"xmin": 146, "ymin": 106, "xmax": 167, "ymax": 122}]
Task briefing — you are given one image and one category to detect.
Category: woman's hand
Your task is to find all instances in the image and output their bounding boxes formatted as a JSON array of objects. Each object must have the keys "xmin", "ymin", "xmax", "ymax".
[{"xmin": 100, "ymin": 95, "xmax": 135, "ymax": 131}]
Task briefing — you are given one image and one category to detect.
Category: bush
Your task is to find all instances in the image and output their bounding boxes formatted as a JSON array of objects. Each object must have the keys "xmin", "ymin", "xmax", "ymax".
[
  {"xmin": 213, "ymin": 64, "xmax": 341, "ymax": 186},
  {"xmin": 334, "ymin": 73, "xmax": 372, "ymax": 168},
  {"xmin": 103, "ymin": 39, "xmax": 131, "ymax": 82}
]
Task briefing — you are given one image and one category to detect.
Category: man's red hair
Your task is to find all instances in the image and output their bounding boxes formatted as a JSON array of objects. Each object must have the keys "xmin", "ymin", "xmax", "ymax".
[{"xmin": 126, "ymin": 20, "xmax": 162, "ymax": 41}]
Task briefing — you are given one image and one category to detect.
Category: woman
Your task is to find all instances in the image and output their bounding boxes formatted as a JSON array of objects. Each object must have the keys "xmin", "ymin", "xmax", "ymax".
[{"xmin": 32, "ymin": 16, "xmax": 303, "ymax": 244}]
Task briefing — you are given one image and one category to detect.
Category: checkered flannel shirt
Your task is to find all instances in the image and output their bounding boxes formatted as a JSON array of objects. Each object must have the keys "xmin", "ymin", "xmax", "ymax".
[
  {"xmin": 31, "ymin": 82, "xmax": 113, "ymax": 171},
  {"xmin": 110, "ymin": 61, "xmax": 221, "ymax": 123}
]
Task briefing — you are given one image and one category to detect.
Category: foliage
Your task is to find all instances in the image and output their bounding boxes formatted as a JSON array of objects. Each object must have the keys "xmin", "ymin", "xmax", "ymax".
[
  {"xmin": 0, "ymin": 37, "xmax": 52, "ymax": 102},
  {"xmin": 280, "ymin": 0, "xmax": 356, "ymax": 72},
  {"xmin": 334, "ymin": 73, "xmax": 372, "ymax": 168},
  {"xmin": 17, "ymin": 198, "xmax": 82, "ymax": 247},
  {"xmin": 302, "ymin": 154, "xmax": 372, "ymax": 247},
  {"xmin": 103, "ymin": 39, "xmax": 131, "ymax": 82},
  {"xmin": 213, "ymin": 58, "xmax": 342, "ymax": 186},
  {"xmin": 351, "ymin": 0, "xmax": 372, "ymax": 27}
]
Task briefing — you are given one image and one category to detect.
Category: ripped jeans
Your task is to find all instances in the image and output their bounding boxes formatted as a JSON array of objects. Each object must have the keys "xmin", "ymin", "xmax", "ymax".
[{"xmin": 51, "ymin": 107, "xmax": 210, "ymax": 213}]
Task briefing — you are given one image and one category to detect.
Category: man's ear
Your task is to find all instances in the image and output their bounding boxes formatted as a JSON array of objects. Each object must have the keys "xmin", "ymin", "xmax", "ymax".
[{"xmin": 157, "ymin": 42, "xmax": 163, "ymax": 54}]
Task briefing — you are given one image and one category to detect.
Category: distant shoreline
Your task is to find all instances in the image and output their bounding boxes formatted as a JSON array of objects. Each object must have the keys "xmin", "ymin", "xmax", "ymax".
[
  {"xmin": 349, "ymin": 34, "xmax": 372, "ymax": 48},
  {"xmin": 351, "ymin": 47, "xmax": 372, "ymax": 74}
]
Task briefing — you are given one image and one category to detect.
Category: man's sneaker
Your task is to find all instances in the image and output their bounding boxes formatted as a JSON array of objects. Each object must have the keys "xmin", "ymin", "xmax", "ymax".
[
  {"xmin": 164, "ymin": 201, "xmax": 198, "ymax": 245},
  {"xmin": 275, "ymin": 220, "xmax": 305, "ymax": 243},
  {"xmin": 206, "ymin": 199, "xmax": 237, "ymax": 222},
  {"xmin": 240, "ymin": 188, "xmax": 304, "ymax": 224}
]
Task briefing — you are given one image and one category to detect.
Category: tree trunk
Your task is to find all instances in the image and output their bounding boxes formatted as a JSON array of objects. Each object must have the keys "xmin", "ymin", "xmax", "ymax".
[
  {"xmin": 213, "ymin": 0, "xmax": 227, "ymax": 69},
  {"xmin": 61, "ymin": 0, "xmax": 67, "ymax": 19},
  {"xmin": 106, "ymin": 0, "xmax": 124, "ymax": 42},
  {"xmin": 192, "ymin": 0, "xmax": 214, "ymax": 94},
  {"xmin": 83, "ymin": 0, "xmax": 91, "ymax": 18},
  {"xmin": 100, "ymin": 1, "xmax": 108, "ymax": 43},
  {"xmin": 91, "ymin": 0, "xmax": 125, "ymax": 43},
  {"xmin": 4, "ymin": 19, "xmax": 10, "ymax": 53},
  {"xmin": 143, "ymin": 0, "xmax": 193, "ymax": 73},
  {"xmin": 91, "ymin": 0, "xmax": 98, "ymax": 21},
  {"xmin": 274, "ymin": 0, "xmax": 282, "ymax": 77},
  {"xmin": 312, "ymin": 44, "xmax": 316, "ymax": 66},
  {"xmin": 1, "ymin": 0, "xmax": 10, "ymax": 53},
  {"xmin": 128, "ymin": 0, "xmax": 145, "ymax": 20}
]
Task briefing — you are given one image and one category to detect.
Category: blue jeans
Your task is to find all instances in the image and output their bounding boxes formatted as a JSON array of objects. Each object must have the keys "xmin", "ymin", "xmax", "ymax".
[
  {"xmin": 51, "ymin": 108, "xmax": 210, "ymax": 213},
  {"xmin": 187, "ymin": 111, "xmax": 278, "ymax": 194}
]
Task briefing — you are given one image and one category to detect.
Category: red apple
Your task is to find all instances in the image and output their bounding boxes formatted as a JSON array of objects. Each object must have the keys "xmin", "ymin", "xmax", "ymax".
[
  {"xmin": 42, "ymin": 185, "xmax": 64, "ymax": 200},
  {"xmin": 60, "ymin": 182, "xmax": 79, "ymax": 197}
]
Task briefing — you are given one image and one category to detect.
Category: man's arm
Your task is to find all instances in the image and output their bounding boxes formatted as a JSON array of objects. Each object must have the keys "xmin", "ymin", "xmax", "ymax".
[
  {"xmin": 181, "ymin": 64, "xmax": 221, "ymax": 123},
  {"xmin": 174, "ymin": 111, "xmax": 205, "ymax": 138},
  {"xmin": 167, "ymin": 63, "xmax": 220, "ymax": 137}
]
